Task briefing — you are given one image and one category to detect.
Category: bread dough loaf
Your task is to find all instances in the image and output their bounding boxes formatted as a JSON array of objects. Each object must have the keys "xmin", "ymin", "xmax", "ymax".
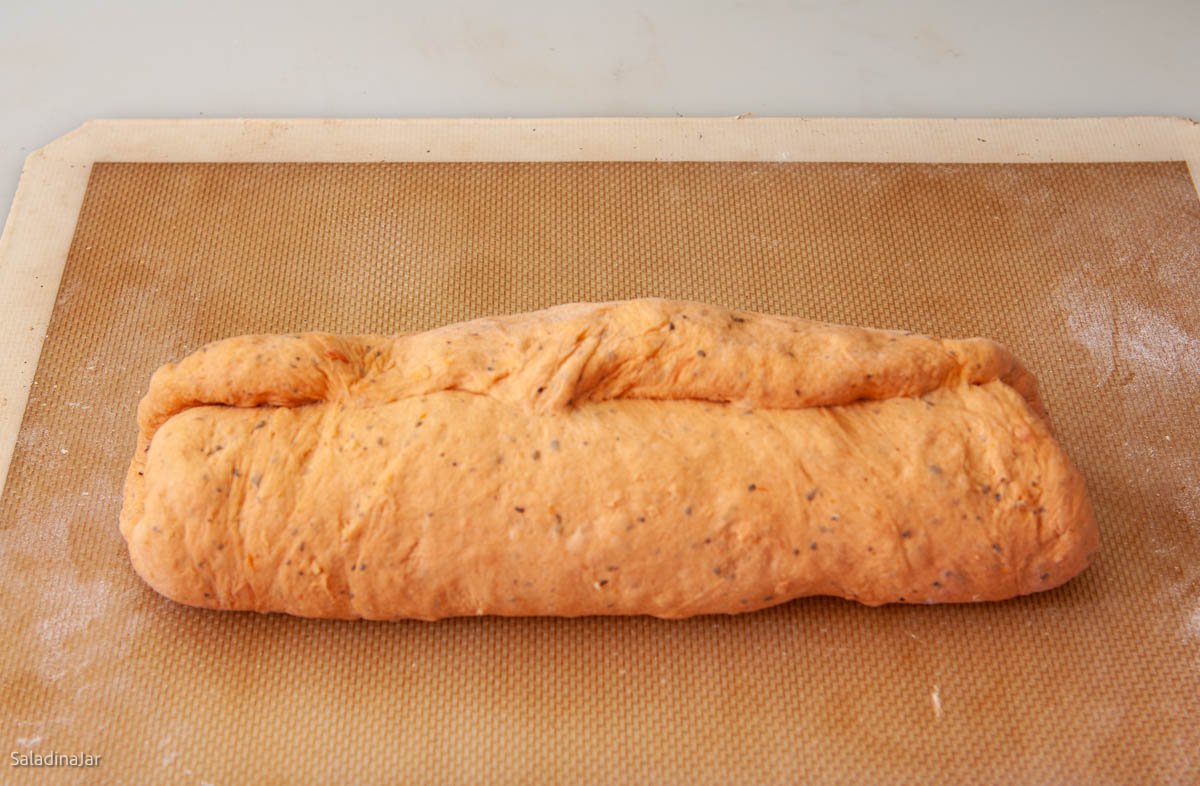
[{"xmin": 119, "ymin": 299, "xmax": 1097, "ymax": 619}]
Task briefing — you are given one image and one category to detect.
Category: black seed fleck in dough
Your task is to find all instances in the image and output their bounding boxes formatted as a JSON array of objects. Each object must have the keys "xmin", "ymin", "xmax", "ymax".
[
  {"xmin": 515, "ymin": 507, "xmax": 525, "ymax": 513},
  {"xmin": 810, "ymin": 541, "xmax": 818, "ymax": 550},
  {"xmin": 980, "ymin": 485, "xmax": 991, "ymax": 494},
  {"xmin": 994, "ymin": 493, "xmax": 1002, "ymax": 501},
  {"xmin": 992, "ymin": 543, "xmax": 1002, "ymax": 552},
  {"xmin": 532, "ymin": 450, "xmax": 541, "ymax": 460},
  {"xmin": 377, "ymin": 437, "xmax": 385, "ymax": 446},
  {"xmin": 901, "ymin": 530, "xmax": 912, "ymax": 538},
  {"xmin": 669, "ymin": 322, "xmax": 675, "ymax": 330},
  {"xmin": 732, "ymin": 316, "xmax": 745, "ymax": 323},
  {"xmin": 255, "ymin": 421, "xmax": 266, "ymax": 430},
  {"xmin": 793, "ymin": 549, "xmax": 800, "ymax": 555},
  {"xmin": 598, "ymin": 579, "xmax": 608, "ymax": 587},
  {"xmin": 748, "ymin": 484, "xmax": 756, "ymax": 491},
  {"xmin": 806, "ymin": 488, "xmax": 818, "ymax": 501},
  {"xmin": 685, "ymin": 507, "xmax": 693, "ymax": 516},
  {"xmin": 638, "ymin": 516, "xmax": 645, "ymax": 523},
  {"xmin": 537, "ymin": 387, "xmax": 545, "ymax": 394},
  {"xmin": 929, "ymin": 464, "xmax": 942, "ymax": 475},
  {"xmin": 713, "ymin": 567, "xmax": 722, "ymax": 576},
  {"xmin": 931, "ymin": 581, "xmax": 942, "ymax": 588},
  {"xmin": 1040, "ymin": 573, "xmax": 1049, "ymax": 581},
  {"xmin": 696, "ymin": 349, "xmax": 706, "ymax": 357}
]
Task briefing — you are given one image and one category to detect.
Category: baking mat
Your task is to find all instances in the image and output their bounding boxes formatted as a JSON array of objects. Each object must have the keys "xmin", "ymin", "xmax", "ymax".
[{"xmin": 2, "ymin": 121, "xmax": 1199, "ymax": 784}]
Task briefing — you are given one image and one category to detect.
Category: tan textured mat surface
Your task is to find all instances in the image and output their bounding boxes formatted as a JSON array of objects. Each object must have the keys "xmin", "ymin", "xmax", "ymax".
[{"xmin": 3, "ymin": 154, "xmax": 1199, "ymax": 782}]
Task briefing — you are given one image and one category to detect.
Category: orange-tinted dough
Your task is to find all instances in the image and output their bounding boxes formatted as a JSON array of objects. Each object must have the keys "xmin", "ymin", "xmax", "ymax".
[{"xmin": 119, "ymin": 299, "xmax": 1097, "ymax": 619}]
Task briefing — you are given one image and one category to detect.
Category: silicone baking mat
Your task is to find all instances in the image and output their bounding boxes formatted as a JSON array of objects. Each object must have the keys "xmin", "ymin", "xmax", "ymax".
[{"xmin": 1, "ymin": 119, "xmax": 1197, "ymax": 783}]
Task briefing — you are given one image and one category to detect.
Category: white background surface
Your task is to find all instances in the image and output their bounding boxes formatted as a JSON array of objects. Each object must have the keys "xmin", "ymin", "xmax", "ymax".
[{"xmin": 2, "ymin": 0, "xmax": 1199, "ymax": 219}]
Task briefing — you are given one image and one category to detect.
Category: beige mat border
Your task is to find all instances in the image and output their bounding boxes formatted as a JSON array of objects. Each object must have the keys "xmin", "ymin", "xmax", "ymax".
[{"xmin": 1, "ymin": 116, "xmax": 1198, "ymax": 487}]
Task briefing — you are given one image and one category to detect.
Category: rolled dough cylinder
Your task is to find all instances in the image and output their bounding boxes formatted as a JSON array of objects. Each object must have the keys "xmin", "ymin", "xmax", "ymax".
[{"xmin": 119, "ymin": 299, "xmax": 1097, "ymax": 619}]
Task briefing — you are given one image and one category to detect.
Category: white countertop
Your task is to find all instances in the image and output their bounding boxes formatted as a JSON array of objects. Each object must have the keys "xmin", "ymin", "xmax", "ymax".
[{"xmin": 2, "ymin": 0, "xmax": 1198, "ymax": 219}]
